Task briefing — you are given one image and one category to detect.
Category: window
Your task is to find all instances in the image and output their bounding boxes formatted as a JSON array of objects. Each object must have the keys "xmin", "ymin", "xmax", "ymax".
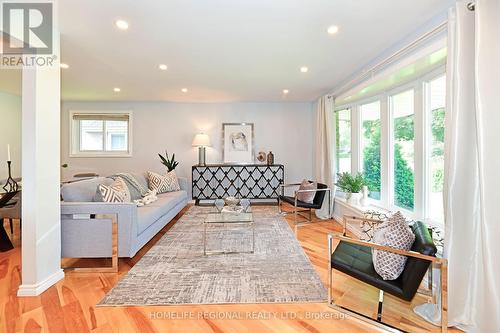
[
  {"xmin": 71, "ymin": 111, "xmax": 132, "ymax": 157},
  {"xmin": 390, "ymin": 89, "xmax": 415, "ymax": 211},
  {"xmin": 360, "ymin": 101, "xmax": 381, "ymax": 200},
  {"xmin": 425, "ymin": 75, "xmax": 446, "ymax": 223},
  {"xmin": 334, "ymin": 67, "xmax": 446, "ymax": 225},
  {"xmin": 335, "ymin": 108, "xmax": 352, "ymax": 174}
]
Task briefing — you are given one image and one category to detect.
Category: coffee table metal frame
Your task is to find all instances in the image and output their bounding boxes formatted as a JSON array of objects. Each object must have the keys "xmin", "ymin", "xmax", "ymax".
[{"xmin": 203, "ymin": 209, "xmax": 255, "ymax": 256}]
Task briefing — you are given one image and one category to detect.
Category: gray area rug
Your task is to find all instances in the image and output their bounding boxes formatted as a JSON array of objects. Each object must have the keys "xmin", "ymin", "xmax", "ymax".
[{"xmin": 98, "ymin": 206, "xmax": 327, "ymax": 306}]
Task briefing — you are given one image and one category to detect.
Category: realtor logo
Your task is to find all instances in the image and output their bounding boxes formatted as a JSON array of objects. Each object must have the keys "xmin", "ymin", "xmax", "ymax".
[{"xmin": 2, "ymin": 2, "xmax": 53, "ymax": 54}]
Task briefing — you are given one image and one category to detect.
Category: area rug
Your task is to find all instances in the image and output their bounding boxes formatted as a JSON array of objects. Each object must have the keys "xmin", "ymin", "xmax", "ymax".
[{"xmin": 98, "ymin": 206, "xmax": 327, "ymax": 306}]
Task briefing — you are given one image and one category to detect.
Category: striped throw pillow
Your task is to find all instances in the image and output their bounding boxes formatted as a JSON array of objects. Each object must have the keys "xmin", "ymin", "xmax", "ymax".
[
  {"xmin": 147, "ymin": 170, "xmax": 180, "ymax": 194},
  {"xmin": 97, "ymin": 177, "xmax": 131, "ymax": 203}
]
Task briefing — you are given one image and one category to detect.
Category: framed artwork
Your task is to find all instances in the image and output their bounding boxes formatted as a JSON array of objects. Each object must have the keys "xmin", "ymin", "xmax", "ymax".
[{"xmin": 222, "ymin": 123, "xmax": 254, "ymax": 164}]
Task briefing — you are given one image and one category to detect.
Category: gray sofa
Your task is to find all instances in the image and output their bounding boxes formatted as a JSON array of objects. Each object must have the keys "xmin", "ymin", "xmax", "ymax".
[{"xmin": 60, "ymin": 173, "xmax": 188, "ymax": 258}]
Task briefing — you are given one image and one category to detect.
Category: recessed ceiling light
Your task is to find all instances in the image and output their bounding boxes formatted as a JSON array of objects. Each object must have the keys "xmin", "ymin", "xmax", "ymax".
[
  {"xmin": 159, "ymin": 64, "xmax": 168, "ymax": 70},
  {"xmin": 60, "ymin": 63, "xmax": 69, "ymax": 69},
  {"xmin": 327, "ymin": 25, "xmax": 339, "ymax": 35},
  {"xmin": 181, "ymin": 88, "xmax": 188, "ymax": 93},
  {"xmin": 300, "ymin": 66, "xmax": 308, "ymax": 73},
  {"xmin": 283, "ymin": 89, "xmax": 289, "ymax": 94},
  {"xmin": 115, "ymin": 20, "xmax": 129, "ymax": 30},
  {"xmin": 113, "ymin": 87, "xmax": 121, "ymax": 92}
]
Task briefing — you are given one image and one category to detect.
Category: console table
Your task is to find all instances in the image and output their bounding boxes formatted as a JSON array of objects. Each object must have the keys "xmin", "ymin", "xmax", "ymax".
[{"xmin": 192, "ymin": 164, "xmax": 284, "ymax": 205}]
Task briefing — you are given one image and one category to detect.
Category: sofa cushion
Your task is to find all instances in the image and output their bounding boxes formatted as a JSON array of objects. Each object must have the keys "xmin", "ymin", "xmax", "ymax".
[
  {"xmin": 372, "ymin": 212, "xmax": 415, "ymax": 280},
  {"xmin": 61, "ymin": 177, "xmax": 114, "ymax": 202},
  {"xmin": 147, "ymin": 170, "xmax": 180, "ymax": 194},
  {"xmin": 136, "ymin": 190, "xmax": 188, "ymax": 234},
  {"xmin": 97, "ymin": 177, "xmax": 131, "ymax": 203}
]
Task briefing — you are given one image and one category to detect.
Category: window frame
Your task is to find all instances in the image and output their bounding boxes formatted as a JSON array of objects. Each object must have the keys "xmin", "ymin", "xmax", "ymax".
[
  {"xmin": 334, "ymin": 66, "xmax": 446, "ymax": 225},
  {"xmin": 69, "ymin": 110, "xmax": 133, "ymax": 158}
]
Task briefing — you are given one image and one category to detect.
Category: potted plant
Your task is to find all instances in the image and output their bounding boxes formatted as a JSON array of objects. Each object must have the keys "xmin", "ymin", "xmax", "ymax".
[
  {"xmin": 336, "ymin": 172, "xmax": 366, "ymax": 205},
  {"xmin": 158, "ymin": 151, "xmax": 179, "ymax": 172}
]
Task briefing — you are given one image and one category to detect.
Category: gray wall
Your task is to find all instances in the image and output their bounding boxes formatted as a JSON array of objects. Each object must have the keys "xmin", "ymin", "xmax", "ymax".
[
  {"xmin": 0, "ymin": 91, "xmax": 22, "ymax": 180},
  {"xmin": 61, "ymin": 101, "xmax": 314, "ymax": 187}
]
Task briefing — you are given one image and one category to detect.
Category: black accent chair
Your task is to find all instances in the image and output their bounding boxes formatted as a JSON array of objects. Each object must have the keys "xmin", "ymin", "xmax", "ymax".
[
  {"xmin": 278, "ymin": 181, "xmax": 331, "ymax": 223},
  {"xmin": 328, "ymin": 219, "xmax": 448, "ymax": 333}
]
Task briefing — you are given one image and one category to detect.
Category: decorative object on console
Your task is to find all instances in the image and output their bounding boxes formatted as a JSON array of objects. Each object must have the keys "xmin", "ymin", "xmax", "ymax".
[
  {"xmin": 336, "ymin": 172, "xmax": 365, "ymax": 205},
  {"xmin": 267, "ymin": 151, "xmax": 274, "ymax": 165},
  {"xmin": 159, "ymin": 150, "xmax": 179, "ymax": 171},
  {"xmin": 296, "ymin": 180, "xmax": 317, "ymax": 203},
  {"xmin": 148, "ymin": 170, "xmax": 181, "ymax": 194},
  {"xmin": 360, "ymin": 185, "xmax": 369, "ymax": 207},
  {"xmin": 372, "ymin": 211, "xmax": 415, "ymax": 280},
  {"xmin": 97, "ymin": 177, "xmax": 131, "ymax": 203},
  {"xmin": 192, "ymin": 134, "xmax": 211, "ymax": 166},
  {"xmin": 256, "ymin": 151, "xmax": 267, "ymax": 163},
  {"xmin": 222, "ymin": 123, "xmax": 254, "ymax": 164},
  {"xmin": 192, "ymin": 164, "xmax": 284, "ymax": 205}
]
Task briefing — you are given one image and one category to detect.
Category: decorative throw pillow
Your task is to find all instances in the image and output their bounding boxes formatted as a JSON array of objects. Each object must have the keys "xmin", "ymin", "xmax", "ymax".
[
  {"xmin": 97, "ymin": 177, "xmax": 131, "ymax": 203},
  {"xmin": 148, "ymin": 170, "xmax": 180, "ymax": 194},
  {"xmin": 372, "ymin": 211, "xmax": 415, "ymax": 280},
  {"xmin": 296, "ymin": 180, "xmax": 317, "ymax": 203}
]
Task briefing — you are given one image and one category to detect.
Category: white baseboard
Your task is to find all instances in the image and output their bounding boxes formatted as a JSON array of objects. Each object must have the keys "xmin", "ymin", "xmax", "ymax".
[{"xmin": 17, "ymin": 269, "xmax": 65, "ymax": 297}]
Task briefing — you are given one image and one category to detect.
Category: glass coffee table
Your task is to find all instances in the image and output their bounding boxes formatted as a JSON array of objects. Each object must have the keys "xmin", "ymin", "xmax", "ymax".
[{"xmin": 203, "ymin": 207, "xmax": 254, "ymax": 255}]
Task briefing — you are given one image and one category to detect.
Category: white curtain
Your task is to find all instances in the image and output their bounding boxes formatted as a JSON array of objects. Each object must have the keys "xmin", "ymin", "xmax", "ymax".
[
  {"xmin": 314, "ymin": 95, "xmax": 336, "ymax": 219},
  {"xmin": 415, "ymin": 1, "xmax": 500, "ymax": 331}
]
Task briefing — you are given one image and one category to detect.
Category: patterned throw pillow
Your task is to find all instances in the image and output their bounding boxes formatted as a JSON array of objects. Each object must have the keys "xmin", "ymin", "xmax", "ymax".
[
  {"xmin": 97, "ymin": 177, "xmax": 131, "ymax": 203},
  {"xmin": 147, "ymin": 170, "xmax": 180, "ymax": 194},
  {"xmin": 372, "ymin": 211, "xmax": 415, "ymax": 280},
  {"xmin": 296, "ymin": 180, "xmax": 317, "ymax": 203}
]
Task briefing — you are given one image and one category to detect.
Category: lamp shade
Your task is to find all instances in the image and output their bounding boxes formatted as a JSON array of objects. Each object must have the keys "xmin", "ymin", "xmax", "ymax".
[{"xmin": 192, "ymin": 133, "xmax": 211, "ymax": 147}]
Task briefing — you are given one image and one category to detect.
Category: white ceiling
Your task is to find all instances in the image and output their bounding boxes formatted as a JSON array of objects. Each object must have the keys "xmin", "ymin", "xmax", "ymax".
[{"xmin": 1, "ymin": 0, "xmax": 455, "ymax": 102}]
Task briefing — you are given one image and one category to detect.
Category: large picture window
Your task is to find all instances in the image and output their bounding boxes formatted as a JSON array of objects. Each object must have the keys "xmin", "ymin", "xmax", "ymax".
[
  {"xmin": 360, "ymin": 101, "xmax": 381, "ymax": 200},
  {"xmin": 390, "ymin": 89, "xmax": 415, "ymax": 211},
  {"xmin": 334, "ymin": 69, "xmax": 445, "ymax": 225},
  {"xmin": 335, "ymin": 108, "xmax": 352, "ymax": 174},
  {"xmin": 70, "ymin": 111, "xmax": 132, "ymax": 157}
]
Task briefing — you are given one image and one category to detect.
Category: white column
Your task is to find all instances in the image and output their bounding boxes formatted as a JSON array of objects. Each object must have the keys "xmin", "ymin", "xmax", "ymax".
[{"xmin": 17, "ymin": 6, "xmax": 63, "ymax": 297}]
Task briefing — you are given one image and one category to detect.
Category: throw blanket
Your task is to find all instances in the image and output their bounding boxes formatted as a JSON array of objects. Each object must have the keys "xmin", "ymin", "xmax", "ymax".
[{"xmin": 110, "ymin": 173, "xmax": 149, "ymax": 199}]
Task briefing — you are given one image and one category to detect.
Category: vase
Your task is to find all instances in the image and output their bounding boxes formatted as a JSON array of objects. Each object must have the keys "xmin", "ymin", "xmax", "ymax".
[
  {"xmin": 360, "ymin": 186, "xmax": 369, "ymax": 207},
  {"xmin": 267, "ymin": 151, "xmax": 274, "ymax": 165},
  {"xmin": 347, "ymin": 192, "xmax": 361, "ymax": 206}
]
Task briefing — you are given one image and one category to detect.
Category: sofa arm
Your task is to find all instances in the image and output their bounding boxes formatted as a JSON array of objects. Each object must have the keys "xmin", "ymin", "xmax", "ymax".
[
  {"xmin": 177, "ymin": 177, "xmax": 189, "ymax": 192},
  {"xmin": 61, "ymin": 202, "xmax": 138, "ymax": 258},
  {"xmin": 61, "ymin": 201, "xmax": 137, "ymax": 216}
]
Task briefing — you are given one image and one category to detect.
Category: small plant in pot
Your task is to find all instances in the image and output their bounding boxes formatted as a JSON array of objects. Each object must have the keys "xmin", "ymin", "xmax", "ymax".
[
  {"xmin": 158, "ymin": 151, "xmax": 179, "ymax": 172},
  {"xmin": 336, "ymin": 172, "xmax": 366, "ymax": 205}
]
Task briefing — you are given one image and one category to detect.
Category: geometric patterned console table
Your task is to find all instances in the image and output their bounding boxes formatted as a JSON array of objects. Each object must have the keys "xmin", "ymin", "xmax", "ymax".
[{"xmin": 192, "ymin": 164, "xmax": 284, "ymax": 205}]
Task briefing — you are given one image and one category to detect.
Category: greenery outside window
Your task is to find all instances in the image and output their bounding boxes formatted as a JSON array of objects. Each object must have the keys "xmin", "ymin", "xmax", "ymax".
[
  {"xmin": 360, "ymin": 101, "xmax": 381, "ymax": 200},
  {"xmin": 390, "ymin": 89, "xmax": 415, "ymax": 211}
]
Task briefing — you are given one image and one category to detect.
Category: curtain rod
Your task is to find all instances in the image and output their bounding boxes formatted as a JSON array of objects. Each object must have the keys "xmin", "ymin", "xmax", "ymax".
[{"xmin": 331, "ymin": 21, "xmax": 447, "ymax": 98}]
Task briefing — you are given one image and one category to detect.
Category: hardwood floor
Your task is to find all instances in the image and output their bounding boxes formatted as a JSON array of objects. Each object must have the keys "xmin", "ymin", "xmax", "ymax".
[{"xmin": 0, "ymin": 206, "xmax": 459, "ymax": 333}]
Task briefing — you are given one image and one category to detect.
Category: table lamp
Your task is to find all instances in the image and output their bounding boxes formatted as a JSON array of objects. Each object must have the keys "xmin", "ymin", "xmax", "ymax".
[{"xmin": 192, "ymin": 133, "xmax": 211, "ymax": 166}]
